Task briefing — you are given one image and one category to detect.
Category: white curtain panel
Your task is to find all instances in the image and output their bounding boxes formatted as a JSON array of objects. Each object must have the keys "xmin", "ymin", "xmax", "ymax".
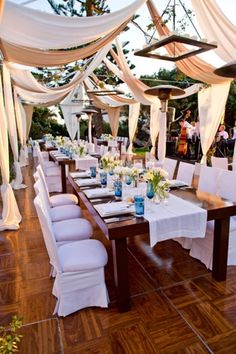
[
  {"xmin": 127, "ymin": 103, "xmax": 140, "ymax": 154},
  {"xmin": 1, "ymin": 0, "xmax": 147, "ymax": 49},
  {"xmin": 24, "ymin": 105, "xmax": 33, "ymax": 139},
  {"xmin": 2, "ymin": 63, "xmax": 26, "ymax": 189},
  {"xmin": 191, "ymin": 0, "xmax": 236, "ymax": 63},
  {"xmin": 14, "ymin": 90, "xmax": 28, "ymax": 167},
  {"xmin": 147, "ymin": 0, "xmax": 232, "ymax": 85},
  {"xmin": 0, "ymin": 72, "xmax": 21, "ymax": 231},
  {"xmin": 107, "ymin": 107, "xmax": 121, "ymax": 137},
  {"xmin": 157, "ymin": 111, "xmax": 167, "ymax": 163},
  {"xmin": 150, "ymin": 104, "xmax": 161, "ymax": 155},
  {"xmin": 60, "ymin": 85, "xmax": 84, "ymax": 140},
  {"xmin": 198, "ymin": 82, "xmax": 231, "ymax": 164}
]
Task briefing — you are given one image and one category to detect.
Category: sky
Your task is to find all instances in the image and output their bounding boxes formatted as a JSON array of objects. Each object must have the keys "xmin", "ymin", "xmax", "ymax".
[{"xmin": 10, "ymin": 0, "xmax": 236, "ymax": 76}]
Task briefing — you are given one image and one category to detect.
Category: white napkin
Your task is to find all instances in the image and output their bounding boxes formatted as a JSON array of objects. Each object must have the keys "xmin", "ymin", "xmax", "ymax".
[
  {"xmin": 144, "ymin": 194, "xmax": 207, "ymax": 247},
  {"xmin": 70, "ymin": 171, "xmax": 90, "ymax": 178},
  {"xmin": 84, "ymin": 188, "xmax": 114, "ymax": 198},
  {"xmin": 95, "ymin": 201, "xmax": 135, "ymax": 217},
  {"xmin": 168, "ymin": 179, "xmax": 188, "ymax": 188},
  {"xmin": 76, "ymin": 178, "xmax": 100, "ymax": 187}
]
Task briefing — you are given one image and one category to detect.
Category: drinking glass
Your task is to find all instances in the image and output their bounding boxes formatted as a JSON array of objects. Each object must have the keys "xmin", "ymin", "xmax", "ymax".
[
  {"xmin": 134, "ymin": 195, "xmax": 144, "ymax": 217},
  {"xmin": 125, "ymin": 175, "xmax": 132, "ymax": 186},
  {"xmin": 90, "ymin": 166, "xmax": 96, "ymax": 178},
  {"xmin": 100, "ymin": 172, "xmax": 107, "ymax": 188},
  {"xmin": 114, "ymin": 180, "xmax": 122, "ymax": 198},
  {"xmin": 146, "ymin": 182, "xmax": 154, "ymax": 200}
]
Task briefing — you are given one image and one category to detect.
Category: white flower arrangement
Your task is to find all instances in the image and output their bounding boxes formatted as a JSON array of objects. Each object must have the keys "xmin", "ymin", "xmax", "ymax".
[
  {"xmin": 143, "ymin": 167, "xmax": 169, "ymax": 199},
  {"xmin": 43, "ymin": 133, "xmax": 54, "ymax": 141},
  {"xmin": 101, "ymin": 153, "xmax": 121, "ymax": 170}
]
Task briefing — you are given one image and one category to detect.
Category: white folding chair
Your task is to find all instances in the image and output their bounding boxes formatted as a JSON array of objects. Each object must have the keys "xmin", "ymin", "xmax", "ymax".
[
  {"xmin": 197, "ymin": 165, "xmax": 222, "ymax": 194},
  {"xmin": 34, "ymin": 196, "xmax": 108, "ymax": 316},
  {"xmin": 211, "ymin": 156, "xmax": 228, "ymax": 170},
  {"xmin": 190, "ymin": 170, "xmax": 236, "ymax": 269},
  {"xmin": 176, "ymin": 162, "xmax": 195, "ymax": 186},
  {"xmin": 162, "ymin": 158, "xmax": 177, "ymax": 179},
  {"xmin": 36, "ymin": 165, "xmax": 78, "ymax": 207}
]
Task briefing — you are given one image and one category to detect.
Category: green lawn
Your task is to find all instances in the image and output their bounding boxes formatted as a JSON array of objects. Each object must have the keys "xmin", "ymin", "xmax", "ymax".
[{"xmin": 133, "ymin": 147, "xmax": 150, "ymax": 156}]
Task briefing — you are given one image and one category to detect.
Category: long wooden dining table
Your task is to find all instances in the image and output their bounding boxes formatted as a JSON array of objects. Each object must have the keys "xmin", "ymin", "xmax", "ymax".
[{"xmin": 68, "ymin": 174, "xmax": 236, "ymax": 313}]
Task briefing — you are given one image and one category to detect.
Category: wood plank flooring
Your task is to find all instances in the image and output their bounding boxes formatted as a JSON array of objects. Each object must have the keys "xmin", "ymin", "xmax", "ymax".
[{"xmin": 1, "ymin": 156, "xmax": 236, "ymax": 353}]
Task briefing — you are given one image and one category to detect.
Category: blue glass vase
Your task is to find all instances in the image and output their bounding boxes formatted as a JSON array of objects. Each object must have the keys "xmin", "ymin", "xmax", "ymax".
[
  {"xmin": 100, "ymin": 172, "xmax": 107, "ymax": 188},
  {"xmin": 114, "ymin": 180, "xmax": 122, "ymax": 198},
  {"xmin": 146, "ymin": 182, "xmax": 154, "ymax": 200}
]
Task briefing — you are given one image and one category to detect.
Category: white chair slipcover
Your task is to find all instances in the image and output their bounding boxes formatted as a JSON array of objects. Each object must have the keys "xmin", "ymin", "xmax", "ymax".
[
  {"xmin": 162, "ymin": 158, "xmax": 178, "ymax": 179},
  {"xmin": 190, "ymin": 170, "xmax": 236, "ymax": 269},
  {"xmin": 34, "ymin": 196, "xmax": 108, "ymax": 316},
  {"xmin": 211, "ymin": 156, "xmax": 228, "ymax": 170},
  {"xmin": 34, "ymin": 179, "xmax": 82, "ymax": 222},
  {"xmin": 197, "ymin": 165, "xmax": 222, "ymax": 194},
  {"xmin": 36, "ymin": 165, "xmax": 78, "ymax": 206},
  {"xmin": 176, "ymin": 162, "xmax": 195, "ymax": 186}
]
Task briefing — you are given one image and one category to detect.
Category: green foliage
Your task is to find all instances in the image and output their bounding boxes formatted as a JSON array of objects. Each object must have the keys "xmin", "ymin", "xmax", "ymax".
[
  {"xmin": 29, "ymin": 107, "xmax": 68, "ymax": 139},
  {"xmin": 47, "ymin": 0, "xmax": 109, "ymax": 17},
  {"xmin": 102, "ymin": 120, "xmax": 111, "ymax": 135},
  {"xmin": 0, "ymin": 316, "xmax": 23, "ymax": 354}
]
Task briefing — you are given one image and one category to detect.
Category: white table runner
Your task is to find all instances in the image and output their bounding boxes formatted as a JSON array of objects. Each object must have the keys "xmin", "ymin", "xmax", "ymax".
[
  {"xmin": 144, "ymin": 194, "xmax": 207, "ymax": 247},
  {"xmin": 75, "ymin": 155, "xmax": 98, "ymax": 171}
]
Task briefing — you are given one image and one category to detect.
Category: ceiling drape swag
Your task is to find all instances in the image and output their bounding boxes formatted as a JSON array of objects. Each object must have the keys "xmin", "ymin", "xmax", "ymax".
[
  {"xmin": 1, "ymin": 0, "xmax": 147, "ymax": 50},
  {"xmin": 107, "ymin": 107, "xmax": 121, "ymax": 137},
  {"xmin": 0, "ymin": 72, "xmax": 21, "ymax": 231},
  {"xmin": 2, "ymin": 63, "xmax": 26, "ymax": 189},
  {"xmin": 0, "ymin": 0, "xmax": 5, "ymax": 23},
  {"xmin": 191, "ymin": 0, "xmax": 236, "ymax": 62},
  {"xmin": 147, "ymin": 0, "xmax": 230, "ymax": 85},
  {"xmin": 0, "ymin": 20, "xmax": 130, "ymax": 68},
  {"xmin": 198, "ymin": 83, "xmax": 231, "ymax": 164}
]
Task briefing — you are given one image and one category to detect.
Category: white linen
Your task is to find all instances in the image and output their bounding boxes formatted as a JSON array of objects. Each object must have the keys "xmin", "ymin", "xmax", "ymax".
[
  {"xmin": 191, "ymin": 0, "xmax": 236, "ymax": 63},
  {"xmin": 94, "ymin": 201, "xmax": 135, "ymax": 217},
  {"xmin": 70, "ymin": 171, "xmax": 90, "ymax": 178},
  {"xmin": 76, "ymin": 178, "xmax": 100, "ymax": 187},
  {"xmin": 144, "ymin": 194, "xmax": 207, "ymax": 247},
  {"xmin": 1, "ymin": 0, "xmax": 147, "ymax": 49},
  {"xmin": 168, "ymin": 180, "xmax": 188, "ymax": 188},
  {"xmin": 84, "ymin": 188, "xmax": 114, "ymax": 199},
  {"xmin": 75, "ymin": 156, "xmax": 98, "ymax": 171}
]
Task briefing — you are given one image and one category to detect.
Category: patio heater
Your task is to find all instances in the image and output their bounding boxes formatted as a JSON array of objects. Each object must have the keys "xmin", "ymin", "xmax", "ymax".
[
  {"xmin": 144, "ymin": 85, "xmax": 185, "ymax": 161},
  {"xmin": 81, "ymin": 105, "xmax": 98, "ymax": 143}
]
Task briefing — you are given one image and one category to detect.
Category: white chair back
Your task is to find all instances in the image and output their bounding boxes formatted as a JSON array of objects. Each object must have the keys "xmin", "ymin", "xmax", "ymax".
[
  {"xmin": 198, "ymin": 165, "xmax": 222, "ymax": 194},
  {"xmin": 36, "ymin": 146, "xmax": 46, "ymax": 172},
  {"xmin": 163, "ymin": 158, "xmax": 177, "ymax": 179},
  {"xmin": 34, "ymin": 179, "xmax": 52, "ymax": 216},
  {"xmin": 36, "ymin": 165, "xmax": 52, "ymax": 206},
  {"xmin": 103, "ymin": 146, "xmax": 109, "ymax": 154},
  {"xmin": 34, "ymin": 196, "xmax": 60, "ymax": 271},
  {"xmin": 176, "ymin": 162, "xmax": 195, "ymax": 186},
  {"xmin": 218, "ymin": 170, "xmax": 236, "ymax": 201},
  {"xmin": 211, "ymin": 156, "xmax": 228, "ymax": 170}
]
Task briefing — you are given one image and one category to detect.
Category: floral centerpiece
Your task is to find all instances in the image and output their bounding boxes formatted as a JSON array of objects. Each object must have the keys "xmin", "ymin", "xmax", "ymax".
[
  {"xmin": 143, "ymin": 167, "xmax": 170, "ymax": 202},
  {"xmin": 100, "ymin": 133, "xmax": 113, "ymax": 141},
  {"xmin": 73, "ymin": 145, "xmax": 87, "ymax": 157},
  {"xmin": 43, "ymin": 133, "xmax": 54, "ymax": 142},
  {"xmin": 100, "ymin": 153, "xmax": 121, "ymax": 172}
]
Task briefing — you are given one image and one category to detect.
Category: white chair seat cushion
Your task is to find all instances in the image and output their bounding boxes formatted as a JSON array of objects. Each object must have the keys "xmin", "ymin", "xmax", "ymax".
[
  {"xmin": 53, "ymin": 218, "xmax": 93, "ymax": 242},
  {"xmin": 50, "ymin": 194, "xmax": 78, "ymax": 207},
  {"xmin": 45, "ymin": 166, "xmax": 61, "ymax": 176},
  {"xmin": 50, "ymin": 205, "xmax": 82, "ymax": 222},
  {"xmin": 58, "ymin": 239, "xmax": 108, "ymax": 272},
  {"xmin": 44, "ymin": 161, "xmax": 57, "ymax": 168}
]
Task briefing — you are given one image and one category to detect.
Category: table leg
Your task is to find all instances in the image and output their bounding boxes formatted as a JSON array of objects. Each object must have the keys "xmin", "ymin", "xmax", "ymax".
[
  {"xmin": 61, "ymin": 165, "xmax": 67, "ymax": 193},
  {"xmin": 212, "ymin": 217, "xmax": 230, "ymax": 281},
  {"xmin": 112, "ymin": 238, "xmax": 131, "ymax": 312}
]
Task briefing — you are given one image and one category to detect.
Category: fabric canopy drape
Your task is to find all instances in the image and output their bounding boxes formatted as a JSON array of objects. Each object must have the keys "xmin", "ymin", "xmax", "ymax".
[
  {"xmin": 0, "ymin": 72, "xmax": 21, "ymax": 231},
  {"xmin": 191, "ymin": 0, "xmax": 236, "ymax": 63},
  {"xmin": 127, "ymin": 103, "xmax": 140, "ymax": 154},
  {"xmin": 14, "ymin": 89, "xmax": 28, "ymax": 166},
  {"xmin": 2, "ymin": 62, "xmax": 26, "ymax": 190},
  {"xmin": 23, "ymin": 105, "xmax": 33, "ymax": 140},
  {"xmin": 198, "ymin": 82, "xmax": 231, "ymax": 164},
  {"xmin": 147, "ymin": 0, "xmax": 231, "ymax": 85},
  {"xmin": 0, "ymin": 21, "xmax": 130, "ymax": 68},
  {"xmin": 1, "ymin": 0, "xmax": 147, "ymax": 50},
  {"xmin": 0, "ymin": 0, "xmax": 4, "ymax": 22},
  {"xmin": 107, "ymin": 107, "xmax": 121, "ymax": 137}
]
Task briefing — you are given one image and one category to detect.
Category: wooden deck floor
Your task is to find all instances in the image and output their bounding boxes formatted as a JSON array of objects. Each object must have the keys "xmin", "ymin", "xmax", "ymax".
[{"xmin": 1, "ymin": 157, "xmax": 236, "ymax": 353}]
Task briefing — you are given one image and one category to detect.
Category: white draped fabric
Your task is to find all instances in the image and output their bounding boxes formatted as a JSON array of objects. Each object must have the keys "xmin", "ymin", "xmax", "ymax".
[
  {"xmin": 14, "ymin": 45, "xmax": 111, "ymax": 105},
  {"xmin": 2, "ymin": 63, "xmax": 26, "ymax": 189},
  {"xmin": 1, "ymin": 0, "xmax": 147, "ymax": 49},
  {"xmin": 198, "ymin": 83, "xmax": 231, "ymax": 164},
  {"xmin": 150, "ymin": 104, "xmax": 161, "ymax": 155},
  {"xmin": 24, "ymin": 105, "xmax": 33, "ymax": 139},
  {"xmin": 191, "ymin": 0, "xmax": 236, "ymax": 63},
  {"xmin": 0, "ymin": 72, "xmax": 21, "ymax": 231},
  {"xmin": 147, "ymin": 0, "xmax": 231, "ymax": 85},
  {"xmin": 107, "ymin": 107, "xmax": 121, "ymax": 137},
  {"xmin": 0, "ymin": 0, "xmax": 5, "ymax": 22},
  {"xmin": 127, "ymin": 103, "xmax": 140, "ymax": 154},
  {"xmin": 60, "ymin": 85, "xmax": 84, "ymax": 141},
  {"xmin": 0, "ymin": 21, "xmax": 129, "ymax": 68},
  {"xmin": 14, "ymin": 89, "xmax": 28, "ymax": 166}
]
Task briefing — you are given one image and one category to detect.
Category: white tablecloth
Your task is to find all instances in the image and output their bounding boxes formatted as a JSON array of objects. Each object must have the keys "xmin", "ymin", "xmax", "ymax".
[
  {"xmin": 144, "ymin": 194, "xmax": 207, "ymax": 247},
  {"xmin": 75, "ymin": 155, "xmax": 98, "ymax": 171}
]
